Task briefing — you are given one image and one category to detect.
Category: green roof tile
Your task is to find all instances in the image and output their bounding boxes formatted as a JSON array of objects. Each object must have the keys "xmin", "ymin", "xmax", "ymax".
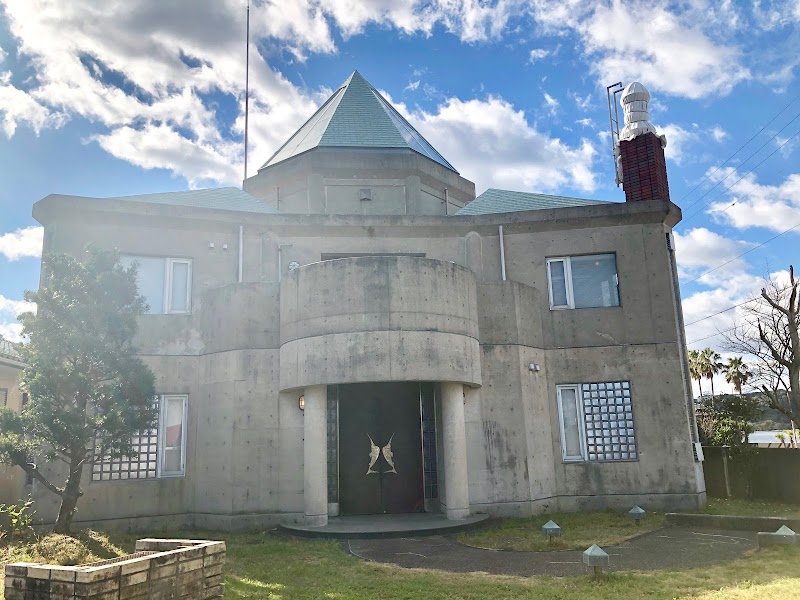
[
  {"xmin": 100, "ymin": 187, "xmax": 278, "ymax": 214},
  {"xmin": 457, "ymin": 188, "xmax": 612, "ymax": 215},
  {"xmin": 261, "ymin": 71, "xmax": 457, "ymax": 173}
]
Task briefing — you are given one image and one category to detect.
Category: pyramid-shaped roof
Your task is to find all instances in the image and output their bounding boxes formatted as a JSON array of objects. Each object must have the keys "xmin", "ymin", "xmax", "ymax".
[{"xmin": 260, "ymin": 71, "xmax": 458, "ymax": 173}]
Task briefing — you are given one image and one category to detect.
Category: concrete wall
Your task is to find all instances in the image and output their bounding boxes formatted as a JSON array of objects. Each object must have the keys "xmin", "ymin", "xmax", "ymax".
[
  {"xmin": 0, "ymin": 361, "xmax": 26, "ymax": 504},
  {"xmin": 29, "ymin": 194, "xmax": 703, "ymax": 527},
  {"xmin": 279, "ymin": 256, "xmax": 481, "ymax": 390},
  {"xmin": 243, "ymin": 149, "xmax": 476, "ymax": 215}
]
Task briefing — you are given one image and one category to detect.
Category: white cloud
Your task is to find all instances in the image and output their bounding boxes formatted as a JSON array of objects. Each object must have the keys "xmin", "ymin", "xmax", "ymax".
[
  {"xmin": 528, "ymin": 48, "xmax": 551, "ymax": 63},
  {"xmin": 673, "ymin": 227, "xmax": 751, "ymax": 282},
  {"xmin": 711, "ymin": 126, "xmax": 728, "ymax": 142},
  {"xmin": 0, "ymin": 226, "xmax": 43, "ymax": 261},
  {"xmin": 528, "ymin": 0, "xmax": 751, "ymax": 99},
  {"xmin": 393, "ymin": 94, "xmax": 598, "ymax": 194},
  {"xmin": 572, "ymin": 92, "xmax": 592, "ymax": 111},
  {"xmin": 543, "ymin": 92, "xmax": 559, "ymax": 116},
  {"xmin": 658, "ymin": 123, "xmax": 694, "ymax": 165},
  {"xmin": 706, "ymin": 169, "xmax": 800, "ymax": 233},
  {"xmin": 405, "ymin": 80, "xmax": 421, "ymax": 91},
  {"xmin": 0, "ymin": 294, "xmax": 35, "ymax": 343},
  {"xmin": 0, "ymin": 77, "xmax": 67, "ymax": 137},
  {"xmin": 576, "ymin": 117, "xmax": 595, "ymax": 128}
]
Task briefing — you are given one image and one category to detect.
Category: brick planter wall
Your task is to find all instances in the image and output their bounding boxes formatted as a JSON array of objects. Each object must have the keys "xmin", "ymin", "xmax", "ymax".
[{"xmin": 4, "ymin": 538, "xmax": 225, "ymax": 599}]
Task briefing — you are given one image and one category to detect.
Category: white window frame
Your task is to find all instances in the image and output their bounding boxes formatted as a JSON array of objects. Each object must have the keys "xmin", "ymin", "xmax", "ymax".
[
  {"xmin": 156, "ymin": 394, "xmax": 188, "ymax": 478},
  {"xmin": 546, "ymin": 254, "xmax": 619, "ymax": 310},
  {"xmin": 546, "ymin": 258, "xmax": 574, "ymax": 309},
  {"xmin": 122, "ymin": 255, "xmax": 192, "ymax": 315},
  {"xmin": 556, "ymin": 384, "xmax": 586, "ymax": 462},
  {"xmin": 165, "ymin": 258, "xmax": 192, "ymax": 314}
]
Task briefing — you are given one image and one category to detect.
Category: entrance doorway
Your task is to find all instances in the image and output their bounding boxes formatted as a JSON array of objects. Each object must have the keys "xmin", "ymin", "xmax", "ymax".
[{"xmin": 338, "ymin": 382, "xmax": 424, "ymax": 515}]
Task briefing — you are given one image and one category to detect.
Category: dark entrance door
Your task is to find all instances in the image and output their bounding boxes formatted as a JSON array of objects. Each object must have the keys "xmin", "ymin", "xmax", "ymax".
[{"xmin": 338, "ymin": 382, "xmax": 424, "ymax": 515}]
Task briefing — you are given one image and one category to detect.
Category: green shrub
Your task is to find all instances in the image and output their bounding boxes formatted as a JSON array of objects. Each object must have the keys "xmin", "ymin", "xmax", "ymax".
[{"xmin": 0, "ymin": 497, "xmax": 35, "ymax": 542}]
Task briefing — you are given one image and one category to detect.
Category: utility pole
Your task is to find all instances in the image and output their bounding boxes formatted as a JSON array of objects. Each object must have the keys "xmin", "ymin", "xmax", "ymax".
[{"xmin": 244, "ymin": 1, "xmax": 250, "ymax": 182}]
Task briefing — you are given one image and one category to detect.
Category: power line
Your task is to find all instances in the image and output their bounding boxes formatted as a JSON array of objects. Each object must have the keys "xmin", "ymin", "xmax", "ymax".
[
  {"xmin": 687, "ymin": 326, "xmax": 737, "ymax": 345},
  {"xmin": 678, "ymin": 91, "xmax": 800, "ymax": 210},
  {"xmin": 679, "ymin": 123, "xmax": 800, "ymax": 226},
  {"xmin": 684, "ymin": 283, "xmax": 795, "ymax": 328},
  {"xmin": 684, "ymin": 222, "xmax": 800, "ymax": 285}
]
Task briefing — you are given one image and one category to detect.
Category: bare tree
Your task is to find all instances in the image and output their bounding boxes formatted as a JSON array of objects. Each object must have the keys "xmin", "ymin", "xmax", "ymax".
[{"xmin": 725, "ymin": 266, "xmax": 799, "ymax": 431}]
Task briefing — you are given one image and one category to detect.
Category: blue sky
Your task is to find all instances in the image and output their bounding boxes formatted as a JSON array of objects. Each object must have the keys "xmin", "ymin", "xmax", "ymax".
[{"xmin": 1, "ymin": 1, "xmax": 799, "ymax": 393}]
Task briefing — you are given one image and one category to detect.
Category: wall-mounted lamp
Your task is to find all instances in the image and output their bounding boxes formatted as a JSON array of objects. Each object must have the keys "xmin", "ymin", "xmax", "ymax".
[
  {"xmin": 222, "ymin": 243, "xmax": 229, "ymax": 251},
  {"xmin": 208, "ymin": 242, "xmax": 215, "ymax": 249},
  {"xmin": 528, "ymin": 363, "xmax": 541, "ymax": 372},
  {"xmin": 298, "ymin": 395, "xmax": 305, "ymax": 411}
]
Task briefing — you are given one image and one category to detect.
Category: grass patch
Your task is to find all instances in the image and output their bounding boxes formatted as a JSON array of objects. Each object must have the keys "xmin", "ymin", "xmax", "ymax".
[
  {"xmin": 703, "ymin": 498, "xmax": 800, "ymax": 519},
  {"xmin": 0, "ymin": 530, "xmax": 135, "ymax": 592},
  {"xmin": 456, "ymin": 510, "xmax": 665, "ymax": 552},
  {"xmin": 1, "ymin": 529, "xmax": 799, "ymax": 599}
]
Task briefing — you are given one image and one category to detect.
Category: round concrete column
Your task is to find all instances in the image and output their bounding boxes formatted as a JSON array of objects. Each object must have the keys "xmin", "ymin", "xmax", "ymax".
[
  {"xmin": 303, "ymin": 385, "xmax": 328, "ymax": 527},
  {"xmin": 441, "ymin": 382, "xmax": 470, "ymax": 520}
]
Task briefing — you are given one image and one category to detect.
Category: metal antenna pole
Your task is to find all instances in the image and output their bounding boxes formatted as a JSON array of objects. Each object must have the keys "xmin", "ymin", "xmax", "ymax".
[{"xmin": 244, "ymin": 1, "xmax": 250, "ymax": 182}]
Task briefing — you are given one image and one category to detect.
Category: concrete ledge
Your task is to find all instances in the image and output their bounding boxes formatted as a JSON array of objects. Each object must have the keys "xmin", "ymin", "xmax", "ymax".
[
  {"xmin": 757, "ymin": 530, "xmax": 798, "ymax": 548},
  {"xmin": 666, "ymin": 513, "xmax": 800, "ymax": 532},
  {"xmin": 279, "ymin": 513, "xmax": 489, "ymax": 539}
]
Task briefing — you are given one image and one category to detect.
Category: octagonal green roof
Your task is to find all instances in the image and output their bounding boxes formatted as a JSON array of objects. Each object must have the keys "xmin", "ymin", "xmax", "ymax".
[{"xmin": 260, "ymin": 71, "xmax": 458, "ymax": 173}]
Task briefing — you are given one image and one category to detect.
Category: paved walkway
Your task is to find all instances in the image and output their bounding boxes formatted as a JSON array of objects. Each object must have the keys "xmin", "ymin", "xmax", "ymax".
[{"xmin": 346, "ymin": 526, "xmax": 758, "ymax": 576}]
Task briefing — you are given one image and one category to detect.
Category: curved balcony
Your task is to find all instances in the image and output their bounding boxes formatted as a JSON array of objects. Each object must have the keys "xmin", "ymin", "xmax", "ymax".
[{"xmin": 279, "ymin": 256, "xmax": 481, "ymax": 391}]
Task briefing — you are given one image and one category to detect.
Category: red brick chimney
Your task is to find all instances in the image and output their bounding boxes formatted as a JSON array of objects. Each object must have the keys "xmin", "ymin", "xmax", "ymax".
[{"xmin": 617, "ymin": 82, "xmax": 670, "ymax": 203}]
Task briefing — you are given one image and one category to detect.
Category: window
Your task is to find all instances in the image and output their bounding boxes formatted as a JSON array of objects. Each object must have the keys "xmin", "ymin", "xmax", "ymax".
[
  {"xmin": 159, "ymin": 394, "xmax": 187, "ymax": 477},
  {"xmin": 0, "ymin": 388, "xmax": 7, "ymax": 407},
  {"xmin": 547, "ymin": 254, "xmax": 620, "ymax": 309},
  {"xmin": 556, "ymin": 382, "xmax": 637, "ymax": 462},
  {"xmin": 121, "ymin": 256, "xmax": 192, "ymax": 314},
  {"xmin": 92, "ymin": 394, "xmax": 187, "ymax": 481}
]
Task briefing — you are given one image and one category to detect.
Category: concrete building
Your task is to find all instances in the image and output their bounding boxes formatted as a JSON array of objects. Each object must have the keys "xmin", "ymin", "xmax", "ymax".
[
  {"xmin": 29, "ymin": 73, "xmax": 705, "ymax": 530},
  {"xmin": 0, "ymin": 337, "xmax": 26, "ymax": 504}
]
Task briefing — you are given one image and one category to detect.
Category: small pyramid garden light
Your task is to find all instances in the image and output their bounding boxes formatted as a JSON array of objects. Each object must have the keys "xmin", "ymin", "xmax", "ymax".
[
  {"xmin": 542, "ymin": 520, "xmax": 561, "ymax": 545},
  {"xmin": 583, "ymin": 544, "xmax": 609, "ymax": 577},
  {"xmin": 628, "ymin": 505, "xmax": 646, "ymax": 526},
  {"xmin": 774, "ymin": 526, "xmax": 797, "ymax": 545},
  {"xmin": 757, "ymin": 525, "xmax": 797, "ymax": 548}
]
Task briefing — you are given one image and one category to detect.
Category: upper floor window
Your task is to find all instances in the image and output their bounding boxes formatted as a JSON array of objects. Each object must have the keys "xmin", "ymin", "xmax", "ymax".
[
  {"xmin": 547, "ymin": 254, "xmax": 619, "ymax": 310},
  {"xmin": 0, "ymin": 388, "xmax": 7, "ymax": 407},
  {"xmin": 122, "ymin": 256, "xmax": 192, "ymax": 314}
]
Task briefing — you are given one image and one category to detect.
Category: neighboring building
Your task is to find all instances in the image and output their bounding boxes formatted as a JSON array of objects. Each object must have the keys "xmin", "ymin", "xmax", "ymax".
[
  {"xmin": 0, "ymin": 336, "xmax": 26, "ymax": 504},
  {"xmin": 30, "ymin": 73, "xmax": 705, "ymax": 529}
]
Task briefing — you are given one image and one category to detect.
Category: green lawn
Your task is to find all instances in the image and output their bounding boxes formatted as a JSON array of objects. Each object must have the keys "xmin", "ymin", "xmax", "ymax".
[
  {"xmin": 5, "ymin": 530, "xmax": 800, "ymax": 600},
  {"xmin": 703, "ymin": 498, "xmax": 800, "ymax": 519},
  {"xmin": 457, "ymin": 510, "xmax": 665, "ymax": 552}
]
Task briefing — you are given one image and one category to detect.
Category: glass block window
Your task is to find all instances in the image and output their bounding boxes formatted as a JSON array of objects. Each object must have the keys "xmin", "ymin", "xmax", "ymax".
[
  {"xmin": 421, "ymin": 383, "xmax": 438, "ymax": 499},
  {"xmin": 582, "ymin": 382, "xmax": 637, "ymax": 461},
  {"xmin": 327, "ymin": 386, "xmax": 339, "ymax": 503},
  {"xmin": 0, "ymin": 388, "xmax": 7, "ymax": 407},
  {"xmin": 92, "ymin": 395, "xmax": 187, "ymax": 481},
  {"xmin": 557, "ymin": 382, "xmax": 637, "ymax": 463}
]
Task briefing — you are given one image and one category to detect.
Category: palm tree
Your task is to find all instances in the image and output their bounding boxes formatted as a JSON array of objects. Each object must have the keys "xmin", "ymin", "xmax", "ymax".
[
  {"xmin": 688, "ymin": 350, "xmax": 704, "ymax": 401},
  {"xmin": 724, "ymin": 356, "xmax": 751, "ymax": 395},
  {"xmin": 700, "ymin": 347, "xmax": 723, "ymax": 404}
]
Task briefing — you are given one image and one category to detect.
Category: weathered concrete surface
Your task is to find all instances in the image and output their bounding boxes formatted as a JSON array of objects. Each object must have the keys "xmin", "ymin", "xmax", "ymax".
[
  {"xmin": 27, "ymin": 184, "xmax": 702, "ymax": 529},
  {"xmin": 243, "ymin": 149, "xmax": 476, "ymax": 215},
  {"xmin": 279, "ymin": 256, "xmax": 482, "ymax": 391}
]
